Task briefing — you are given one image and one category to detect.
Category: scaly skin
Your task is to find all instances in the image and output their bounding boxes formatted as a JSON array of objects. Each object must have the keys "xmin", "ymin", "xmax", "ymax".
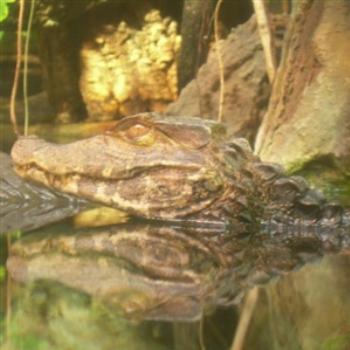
[
  {"xmin": 0, "ymin": 151, "xmax": 89, "ymax": 233},
  {"xmin": 7, "ymin": 113, "xmax": 350, "ymax": 322},
  {"xmin": 10, "ymin": 113, "xmax": 350, "ymax": 235}
]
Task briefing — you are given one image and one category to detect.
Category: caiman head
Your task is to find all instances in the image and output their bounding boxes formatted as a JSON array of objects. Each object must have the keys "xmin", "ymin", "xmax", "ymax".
[
  {"xmin": 13, "ymin": 112, "xmax": 347, "ymax": 228},
  {"xmin": 12, "ymin": 113, "xmax": 255, "ymax": 224}
]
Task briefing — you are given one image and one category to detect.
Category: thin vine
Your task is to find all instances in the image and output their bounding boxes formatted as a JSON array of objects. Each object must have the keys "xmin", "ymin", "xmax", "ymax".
[
  {"xmin": 23, "ymin": 0, "xmax": 36, "ymax": 136},
  {"xmin": 9, "ymin": 0, "xmax": 25, "ymax": 136},
  {"xmin": 214, "ymin": 0, "xmax": 224, "ymax": 123}
]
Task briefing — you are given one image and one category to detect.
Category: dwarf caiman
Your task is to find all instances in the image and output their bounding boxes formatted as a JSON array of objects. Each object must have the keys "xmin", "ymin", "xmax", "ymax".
[
  {"xmin": 5, "ymin": 112, "xmax": 350, "ymax": 324},
  {"xmin": 10, "ymin": 112, "xmax": 350, "ymax": 237}
]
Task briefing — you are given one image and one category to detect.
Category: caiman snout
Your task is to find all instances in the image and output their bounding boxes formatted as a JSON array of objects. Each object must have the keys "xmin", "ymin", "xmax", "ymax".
[{"xmin": 10, "ymin": 115, "xmax": 229, "ymax": 220}]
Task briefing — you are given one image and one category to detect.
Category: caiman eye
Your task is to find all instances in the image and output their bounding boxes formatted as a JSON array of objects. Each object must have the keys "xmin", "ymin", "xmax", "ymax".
[{"xmin": 122, "ymin": 124, "xmax": 156, "ymax": 146}]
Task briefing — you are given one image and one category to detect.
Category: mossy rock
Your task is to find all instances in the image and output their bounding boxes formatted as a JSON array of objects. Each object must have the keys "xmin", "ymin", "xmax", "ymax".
[{"xmin": 295, "ymin": 159, "xmax": 350, "ymax": 207}]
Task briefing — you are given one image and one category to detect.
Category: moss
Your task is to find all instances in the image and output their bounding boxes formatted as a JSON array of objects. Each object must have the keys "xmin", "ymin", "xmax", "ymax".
[
  {"xmin": 295, "ymin": 158, "xmax": 350, "ymax": 207},
  {"xmin": 321, "ymin": 333, "xmax": 350, "ymax": 350}
]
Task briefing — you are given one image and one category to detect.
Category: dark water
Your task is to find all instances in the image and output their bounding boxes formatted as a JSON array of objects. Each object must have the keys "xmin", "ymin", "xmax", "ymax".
[{"xmin": 0, "ymin": 222, "xmax": 350, "ymax": 350}]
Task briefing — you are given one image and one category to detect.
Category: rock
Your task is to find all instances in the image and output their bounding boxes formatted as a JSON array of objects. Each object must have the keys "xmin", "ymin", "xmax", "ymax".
[
  {"xmin": 166, "ymin": 16, "xmax": 270, "ymax": 142},
  {"xmin": 255, "ymin": 0, "xmax": 350, "ymax": 177},
  {"xmin": 80, "ymin": 9, "xmax": 180, "ymax": 121}
]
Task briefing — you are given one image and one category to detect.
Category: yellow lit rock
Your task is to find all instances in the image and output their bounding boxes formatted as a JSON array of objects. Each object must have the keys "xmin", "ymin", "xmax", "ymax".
[{"xmin": 80, "ymin": 9, "xmax": 180, "ymax": 121}]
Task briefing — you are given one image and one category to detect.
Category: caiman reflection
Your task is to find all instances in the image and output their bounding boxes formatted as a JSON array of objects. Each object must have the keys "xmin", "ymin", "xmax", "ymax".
[
  {"xmin": 7, "ymin": 224, "xmax": 229, "ymax": 322},
  {"xmin": 7, "ymin": 222, "xmax": 350, "ymax": 322}
]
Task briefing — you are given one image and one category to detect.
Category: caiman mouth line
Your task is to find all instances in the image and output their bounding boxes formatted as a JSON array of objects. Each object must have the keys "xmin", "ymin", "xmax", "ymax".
[
  {"xmin": 14, "ymin": 162, "xmax": 226, "ymax": 220},
  {"xmin": 14, "ymin": 162, "xmax": 203, "ymax": 182}
]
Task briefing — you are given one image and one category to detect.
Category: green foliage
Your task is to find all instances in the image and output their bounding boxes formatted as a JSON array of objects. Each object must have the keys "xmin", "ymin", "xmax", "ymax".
[
  {"xmin": 4, "ymin": 320, "xmax": 51, "ymax": 350},
  {"xmin": 0, "ymin": 0, "xmax": 15, "ymax": 22},
  {"xmin": 0, "ymin": 230, "xmax": 22, "ymax": 238},
  {"xmin": 2, "ymin": 282, "xmax": 170, "ymax": 350},
  {"xmin": 0, "ymin": 266, "xmax": 5, "ymax": 283},
  {"xmin": 0, "ymin": 0, "xmax": 15, "ymax": 41},
  {"xmin": 9, "ymin": 229, "xmax": 22, "ymax": 240}
]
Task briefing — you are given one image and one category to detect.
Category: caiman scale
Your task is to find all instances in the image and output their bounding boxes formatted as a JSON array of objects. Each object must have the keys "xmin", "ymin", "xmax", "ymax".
[{"xmin": 11, "ymin": 113, "xmax": 350, "ymax": 235}]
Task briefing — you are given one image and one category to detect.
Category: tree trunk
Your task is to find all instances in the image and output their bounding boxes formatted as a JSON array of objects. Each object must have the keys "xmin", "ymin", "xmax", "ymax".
[
  {"xmin": 38, "ymin": 24, "xmax": 86, "ymax": 123},
  {"xmin": 177, "ymin": 0, "xmax": 215, "ymax": 91}
]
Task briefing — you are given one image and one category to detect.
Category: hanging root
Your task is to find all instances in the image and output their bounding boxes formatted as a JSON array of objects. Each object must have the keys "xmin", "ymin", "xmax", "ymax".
[
  {"xmin": 214, "ymin": 0, "xmax": 225, "ymax": 123},
  {"xmin": 10, "ymin": 0, "xmax": 25, "ymax": 136}
]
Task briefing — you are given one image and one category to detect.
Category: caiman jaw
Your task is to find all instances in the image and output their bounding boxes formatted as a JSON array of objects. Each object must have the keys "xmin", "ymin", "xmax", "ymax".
[
  {"xmin": 13, "ymin": 162, "xmax": 225, "ymax": 219},
  {"xmin": 11, "ymin": 120, "xmax": 226, "ymax": 221}
]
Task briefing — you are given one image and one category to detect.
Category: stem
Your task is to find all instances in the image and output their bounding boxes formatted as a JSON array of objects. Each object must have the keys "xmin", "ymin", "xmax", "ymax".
[
  {"xmin": 231, "ymin": 287, "xmax": 259, "ymax": 350},
  {"xmin": 214, "ymin": 0, "xmax": 224, "ymax": 123},
  {"xmin": 5, "ymin": 234, "xmax": 12, "ymax": 344},
  {"xmin": 23, "ymin": 0, "xmax": 36, "ymax": 136},
  {"xmin": 10, "ymin": 0, "xmax": 26, "ymax": 136}
]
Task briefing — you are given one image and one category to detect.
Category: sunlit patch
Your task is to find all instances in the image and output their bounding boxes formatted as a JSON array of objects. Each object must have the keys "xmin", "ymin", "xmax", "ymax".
[{"xmin": 73, "ymin": 206, "xmax": 129, "ymax": 227}]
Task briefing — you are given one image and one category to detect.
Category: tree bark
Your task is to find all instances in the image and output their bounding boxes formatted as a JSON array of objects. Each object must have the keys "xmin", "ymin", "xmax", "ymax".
[
  {"xmin": 38, "ymin": 24, "xmax": 86, "ymax": 123},
  {"xmin": 177, "ymin": 0, "xmax": 215, "ymax": 91}
]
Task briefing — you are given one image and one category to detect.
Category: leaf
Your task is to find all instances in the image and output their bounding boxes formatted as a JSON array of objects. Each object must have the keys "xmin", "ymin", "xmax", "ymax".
[
  {"xmin": 0, "ymin": 266, "xmax": 6, "ymax": 282},
  {"xmin": 0, "ymin": 0, "xmax": 15, "ymax": 22},
  {"xmin": 0, "ymin": 31, "xmax": 4, "ymax": 41},
  {"xmin": 0, "ymin": 2, "xmax": 9, "ymax": 22}
]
